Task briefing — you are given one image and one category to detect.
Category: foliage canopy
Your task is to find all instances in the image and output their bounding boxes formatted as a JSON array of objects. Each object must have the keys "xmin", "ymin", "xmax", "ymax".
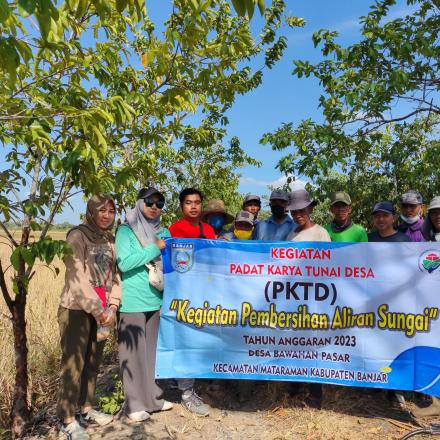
[{"xmin": 261, "ymin": 0, "xmax": 440, "ymax": 208}]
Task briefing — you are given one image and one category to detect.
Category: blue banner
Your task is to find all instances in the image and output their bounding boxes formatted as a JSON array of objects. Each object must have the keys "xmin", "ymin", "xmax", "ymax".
[{"xmin": 156, "ymin": 239, "xmax": 440, "ymax": 396}]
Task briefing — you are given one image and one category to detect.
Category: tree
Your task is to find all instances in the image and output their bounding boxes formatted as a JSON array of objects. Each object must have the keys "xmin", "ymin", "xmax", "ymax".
[
  {"xmin": 155, "ymin": 136, "xmax": 260, "ymax": 225},
  {"xmin": 261, "ymin": 0, "xmax": 440, "ymax": 198},
  {"xmin": 307, "ymin": 118, "xmax": 440, "ymax": 228},
  {"xmin": 0, "ymin": 0, "xmax": 298, "ymax": 435}
]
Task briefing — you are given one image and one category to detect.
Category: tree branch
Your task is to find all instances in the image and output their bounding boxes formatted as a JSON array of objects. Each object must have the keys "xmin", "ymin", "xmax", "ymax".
[
  {"xmin": 0, "ymin": 259, "xmax": 14, "ymax": 313},
  {"xmin": 0, "ymin": 222, "xmax": 19, "ymax": 248},
  {"xmin": 39, "ymin": 175, "xmax": 70, "ymax": 242}
]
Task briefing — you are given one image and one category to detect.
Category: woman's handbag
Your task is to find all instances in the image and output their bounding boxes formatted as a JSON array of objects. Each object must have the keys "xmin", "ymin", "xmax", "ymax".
[{"xmin": 146, "ymin": 258, "xmax": 164, "ymax": 292}]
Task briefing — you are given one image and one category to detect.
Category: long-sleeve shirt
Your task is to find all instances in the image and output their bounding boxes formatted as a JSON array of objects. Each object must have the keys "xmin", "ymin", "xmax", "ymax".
[
  {"xmin": 60, "ymin": 229, "xmax": 121, "ymax": 317},
  {"xmin": 252, "ymin": 215, "xmax": 295, "ymax": 241},
  {"xmin": 116, "ymin": 224, "xmax": 170, "ymax": 313}
]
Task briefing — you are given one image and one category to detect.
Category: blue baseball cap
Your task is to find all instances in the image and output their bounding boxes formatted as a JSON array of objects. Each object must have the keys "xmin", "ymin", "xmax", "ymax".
[{"xmin": 372, "ymin": 201, "xmax": 395, "ymax": 215}]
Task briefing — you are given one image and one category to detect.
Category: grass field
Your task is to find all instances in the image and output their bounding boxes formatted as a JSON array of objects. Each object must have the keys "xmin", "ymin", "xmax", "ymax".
[{"xmin": 0, "ymin": 231, "xmax": 67, "ymax": 430}]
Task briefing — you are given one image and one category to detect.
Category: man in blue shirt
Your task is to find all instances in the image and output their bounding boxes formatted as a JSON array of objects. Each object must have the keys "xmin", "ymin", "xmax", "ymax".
[{"xmin": 253, "ymin": 189, "xmax": 294, "ymax": 240}]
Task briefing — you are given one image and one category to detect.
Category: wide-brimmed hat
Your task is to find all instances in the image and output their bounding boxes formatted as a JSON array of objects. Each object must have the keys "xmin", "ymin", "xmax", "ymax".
[
  {"xmin": 234, "ymin": 210, "xmax": 254, "ymax": 226},
  {"xmin": 287, "ymin": 189, "xmax": 317, "ymax": 211},
  {"xmin": 201, "ymin": 199, "xmax": 234, "ymax": 224},
  {"xmin": 330, "ymin": 191, "xmax": 351, "ymax": 206},
  {"xmin": 243, "ymin": 194, "xmax": 261, "ymax": 207},
  {"xmin": 428, "ymin": 196, "xmax": 440, "ymax": 211}
]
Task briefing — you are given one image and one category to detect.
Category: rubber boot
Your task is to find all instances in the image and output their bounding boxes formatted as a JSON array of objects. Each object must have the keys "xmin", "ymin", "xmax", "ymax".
[{"xmin": 412, "ymin": 397, "xmax": 440, "ymax": 418}]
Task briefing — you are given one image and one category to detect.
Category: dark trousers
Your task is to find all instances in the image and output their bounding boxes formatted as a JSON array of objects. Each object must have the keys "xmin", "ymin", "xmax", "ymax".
[{"xmin": 57, "ymin": 307, "xmax": 105, "ymax": 419}]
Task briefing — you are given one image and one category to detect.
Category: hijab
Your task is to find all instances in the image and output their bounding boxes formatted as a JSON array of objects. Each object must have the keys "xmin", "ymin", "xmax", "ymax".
[
  {"xmin": 68, "ymin": 194, "xmax": 116, "ymax": 244},
  {"xmin": 125, "ymin": 187, "xmax": 165, "ymax": 246}
]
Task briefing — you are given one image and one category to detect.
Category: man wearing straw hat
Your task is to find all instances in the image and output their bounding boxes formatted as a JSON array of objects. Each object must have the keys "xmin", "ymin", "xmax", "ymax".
[{"xmin": 201, "ymin": 199, "xmax": 234, "ymax": 238}]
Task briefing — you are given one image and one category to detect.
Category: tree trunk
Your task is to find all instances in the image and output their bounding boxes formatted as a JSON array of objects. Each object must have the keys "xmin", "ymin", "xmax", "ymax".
[{"xmin": 10, "ymin": 289, "xmax": 30, "ymax": 439}]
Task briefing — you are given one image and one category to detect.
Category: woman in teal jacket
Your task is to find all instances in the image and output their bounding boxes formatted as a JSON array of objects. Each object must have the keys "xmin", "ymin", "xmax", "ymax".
[{"xmin": 116, "ymin": 187, "xmax": 173, "ymax": 422}]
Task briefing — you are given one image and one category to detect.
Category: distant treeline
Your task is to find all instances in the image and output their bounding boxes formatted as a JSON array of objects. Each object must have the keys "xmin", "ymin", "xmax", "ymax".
[{"xmin": 3, "ymin": 222, "xmax": 75, "ymax": 231}]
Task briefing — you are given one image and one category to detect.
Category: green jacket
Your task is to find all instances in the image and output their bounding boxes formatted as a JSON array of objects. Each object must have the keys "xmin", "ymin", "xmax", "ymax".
[
  {"xmin": 115, "ymin": 224, "xmax": 170, "ymax": 313},
  {"xmin": 324, "ymin": 223, "xmax": 368, "ymax": 243}
]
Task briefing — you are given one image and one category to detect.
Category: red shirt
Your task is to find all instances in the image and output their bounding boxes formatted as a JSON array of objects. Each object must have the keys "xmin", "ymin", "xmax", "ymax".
[{"xmin": 169, "ymin": 218, "xmax": 215, "ymax": 239}]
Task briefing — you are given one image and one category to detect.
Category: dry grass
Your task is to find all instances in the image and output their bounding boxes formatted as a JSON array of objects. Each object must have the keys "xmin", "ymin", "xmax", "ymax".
[{"xmin": 0, "ymin": 231, "xmax": 66, "ymax": 430}]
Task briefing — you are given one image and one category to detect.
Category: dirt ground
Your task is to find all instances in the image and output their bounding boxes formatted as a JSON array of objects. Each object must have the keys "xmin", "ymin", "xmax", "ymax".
[{"xmin": 21, "ymin": 365, "xmax": 438, "ymax": 440}]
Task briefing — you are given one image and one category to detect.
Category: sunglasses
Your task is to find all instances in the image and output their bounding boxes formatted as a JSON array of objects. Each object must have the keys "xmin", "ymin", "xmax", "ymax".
[{"xmin": 144, "ymin": 198, "xmax": 165, "ymax": 209}]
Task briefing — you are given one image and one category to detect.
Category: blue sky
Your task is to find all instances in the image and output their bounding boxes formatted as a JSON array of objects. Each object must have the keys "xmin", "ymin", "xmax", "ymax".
[
  {"xmin": 147, "ymin": 0, "xmax": 415, "ymax": 197},
  {"xmin": 8, "ymin": 0, "xmax": 415, "ymax": 223},
  {"xmin": 228, "ymin": 0, "xmax": 415, "ymax": 194}
]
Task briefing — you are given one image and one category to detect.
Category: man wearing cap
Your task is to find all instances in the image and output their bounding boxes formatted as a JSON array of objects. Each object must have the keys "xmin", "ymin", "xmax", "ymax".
[
  {"xmin": 201, "ymin": 199, "xmax": 234, "ymax": 238},
  {"xmin": 242, "ymin": 195, "xmax": 261, "ymax": 224},
  {"xmin": 368, "ymin": 202, "xmax": 410, "ymax": 242},
  {"xmin": 221, "ymin": 211, "xmax": 255, "ymax": 241},
  {"xmin": 252, "ymin": 189, "xmax": 294, "ymax": 241},
  {"xmin": 397, "ymin": 190, "xmax": 425, "ymax": 242},
  {"xmin": 324, "ymin": 192, "xmax": 368, "ymax": 242},
  {"xmin": 368, "ymin": 201, "xmax": 410, "ymax": 407}
]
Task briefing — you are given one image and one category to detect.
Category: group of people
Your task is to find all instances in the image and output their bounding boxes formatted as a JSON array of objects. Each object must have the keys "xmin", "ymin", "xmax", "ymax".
[{"xmin": 56, "ymin": 186, "xmax": 440, "ymax": 439}]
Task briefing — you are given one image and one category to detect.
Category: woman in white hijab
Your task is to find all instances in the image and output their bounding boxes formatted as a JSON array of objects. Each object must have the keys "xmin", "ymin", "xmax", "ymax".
[{"xmin": 115, "ymin": 187, "xmax": 173, "ymax": 422}]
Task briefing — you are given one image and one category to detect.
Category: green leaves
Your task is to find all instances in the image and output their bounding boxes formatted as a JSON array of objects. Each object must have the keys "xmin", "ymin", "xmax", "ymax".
[
  {"xmin": 231, "ymin": 0, "xmax": 265, "ymax": 18},
  {"xmin": 285, "ymin": 15, "xmax": 305, "ymax": 28},
  {"xmin": 0, "ymin": 0, "xmax": 11, "ymax": 23},
  {"xmin": 75, "ymin": 0, "xmax": 89, "ymax": 18},
  {"xmin": 18, "ymin": 0, "xmax": 37, "ymax": 15},
  {"xmin": 10, "ymin": 240, "xmax": 72, "ymax": 274},
  {"xmin": 264, "ymin": 0, "xmax": 440, "ymax": 197},
  {"xmin": 116, "ymin": 0, "xmax": 128, "ymax": 13},
  {"xmin": 0, "ymin": 0, "xmax": 288, "ymax": 258},
  {"xmin": 0, "ymin": 36, "xmax": 20, "ymax": 85},
  {"xmin": 231, "ymin": 0, "xmax": 246, "ymax": 16}
]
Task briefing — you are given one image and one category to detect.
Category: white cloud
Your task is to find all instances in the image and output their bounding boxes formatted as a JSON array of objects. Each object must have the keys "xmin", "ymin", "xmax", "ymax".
[
  {"xmin": 240, "ymin": 175, "xmax": 307, "ymax": 189},
  {"xmin": 239, "ymin": 176, "xmax": 271, "ymax": 187}
]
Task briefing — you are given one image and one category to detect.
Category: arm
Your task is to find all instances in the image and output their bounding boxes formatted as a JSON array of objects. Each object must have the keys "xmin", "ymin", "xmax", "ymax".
[
  {"xmin": 321, "ymin": 228, "xmax": 332, "ymax": 242},
  {"xmin": 108, "ymin": 263, "xmax": 121, "ymax": 309},
  {"xmin": 115, "ymin": 225, "xmax": 161, "ymax": 273},
  {"xmin": 64, "ymin": 230, "xmax": 104, "ymax": 317}
]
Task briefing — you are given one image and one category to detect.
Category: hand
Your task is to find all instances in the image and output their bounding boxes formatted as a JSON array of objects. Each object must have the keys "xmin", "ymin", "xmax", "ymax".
[
  {"xmin": 101, "ymin": 310, "xmax": 114, "ymax": 326},
  {"xmin": 96, "ymin": 311, "xmax": 107, "ymax": 325},
  {"xmin": 96, "ymin": 309, "xmax": 114, "ymax": 326},
  {"xmin": 155, "ymin": 238, "xmax": 166, "ymax": 250}
]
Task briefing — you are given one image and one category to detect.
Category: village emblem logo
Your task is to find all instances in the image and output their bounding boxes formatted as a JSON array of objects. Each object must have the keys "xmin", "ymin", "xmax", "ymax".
[
  {"xmin": 171, "ymin": 243, "xmax": 194, "ymax": 273},
  {"xmin": 418, "ymin": 250, "xmax": 440, "ymax": 274}
]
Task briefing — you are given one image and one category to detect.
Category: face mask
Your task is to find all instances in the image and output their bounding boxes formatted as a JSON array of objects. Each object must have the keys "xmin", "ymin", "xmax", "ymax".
[
  {"xmin": 208, "ymin": 215, "xmax": 225, "ymax": 232},
  {"xmin": 270, "ymin": 205, "xmax": 286, "ymax": 218},
  {"xmin": 400, "ymin": 214, "xmax": 420, "ymax": 225},
  {"xmin": 234, "ymin": 229, "xmax": 253, "ymax": 240}
]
